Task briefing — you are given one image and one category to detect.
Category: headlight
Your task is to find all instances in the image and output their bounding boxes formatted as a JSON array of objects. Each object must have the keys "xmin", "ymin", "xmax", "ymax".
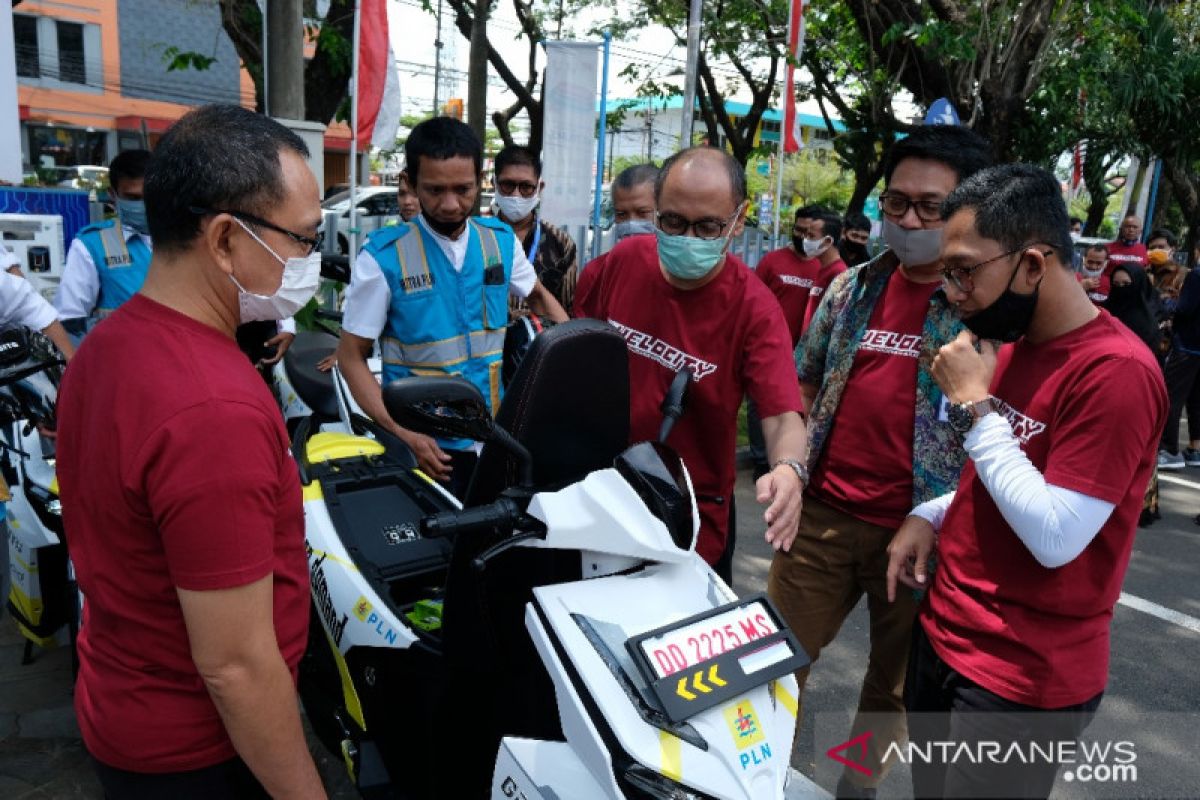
[
  {"xmin": 47, "ymin": 499, "xmax": 62, "ymax": 516},
  {"xmin": 620, "ymin": 763, "xmax": 713, "ymax": 800}
]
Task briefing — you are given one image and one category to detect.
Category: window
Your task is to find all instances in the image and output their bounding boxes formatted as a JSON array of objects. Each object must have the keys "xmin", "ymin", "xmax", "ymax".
[
  {"xmin": 762, "ymin": 120, "xmax": 781, "ymax": 134},
  {"xmin": 13, "ymin": 15, "xmax": 39, "ymax": 78},
  {"xmin": 56, "ymin": 21, "xmax": 86, "ymax": 84},
  {"xmin": 27, "ymin": 125, "xmax": 108, "ymax": 170}
]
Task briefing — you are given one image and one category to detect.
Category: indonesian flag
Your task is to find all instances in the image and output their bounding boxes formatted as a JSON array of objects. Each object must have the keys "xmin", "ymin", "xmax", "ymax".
[
  {"xmin": 356, "ymin": 0, "xmax": 402, "ymax": 149},
  {"xmin": 781, "ymin": 0, "xmax": 807, "ymax": 153}
]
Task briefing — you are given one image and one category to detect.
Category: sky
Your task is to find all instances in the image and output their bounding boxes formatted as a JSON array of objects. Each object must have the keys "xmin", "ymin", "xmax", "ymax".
[{"xmin": 384, "ymin": 0, "xmax": 832, "ymax": 130}]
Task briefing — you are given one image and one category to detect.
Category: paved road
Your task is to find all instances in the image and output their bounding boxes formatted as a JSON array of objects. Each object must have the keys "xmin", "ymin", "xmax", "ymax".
[{"xmin": 4, "ymin": 463, "xmax": 1199, "ymax": 798}]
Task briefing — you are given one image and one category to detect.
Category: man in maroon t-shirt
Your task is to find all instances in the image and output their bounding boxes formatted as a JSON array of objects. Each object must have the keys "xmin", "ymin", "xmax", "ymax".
[
  {"xmin": 888, "ymin": 165, "xmax": 1166, "ymax": 799},
  {"xmin": 754, "ymin": 205, "xmax": 824, "ymax": 346},
  {"xmin": 1080, "ymin": 243, "xmax": 1111, "ymax": 305},
  {"xmin": 576, "ymin": 146, "xmax": 806, "ymax": 584},
  {"xmin": 798, "ymin": 211, "xmax": 849, "ymax": 338},
  {"xmin": 770, "ymin": 125, "xmax": 993, "ymax": 798},
  {"xmin": 1106, "ymin": 213, "xmax": 1149, "ymax": 270},
  {"xmin": 56, "ymin": 106, "xmax": 326, "ymax": 799}
]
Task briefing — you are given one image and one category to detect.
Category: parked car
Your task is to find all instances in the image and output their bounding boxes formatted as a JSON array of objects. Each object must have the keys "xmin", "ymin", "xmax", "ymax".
[{"xmin": 321, "ymin": 186, "xmax": 401, "ymax": 253}]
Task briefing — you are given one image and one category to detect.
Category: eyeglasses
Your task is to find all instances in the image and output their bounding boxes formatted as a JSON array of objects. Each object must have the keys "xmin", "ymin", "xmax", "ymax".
[
  {"xmin": 190, "ymin": 206, "xmax": 323, "ymax": 255},
  {"xmin": 880, "ymin": 192, "xmax": 945, "ymax": 223},
  {"xmin": 941, "ymin": 245, "xmax": 1053, "ymax": 293},
  {"xmin": 496, "ymin": 179, "xmax": 539, "ymax": 198},
  {"xmin": 656, "ymin": 205, "xmax": 744, "ymax": 241}
]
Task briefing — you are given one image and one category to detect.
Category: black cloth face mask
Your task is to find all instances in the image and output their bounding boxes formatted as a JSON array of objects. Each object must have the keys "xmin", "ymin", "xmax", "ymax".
[{"xmin": 961, "ymin": 256, "xmax": 1042, "ymax": 343}]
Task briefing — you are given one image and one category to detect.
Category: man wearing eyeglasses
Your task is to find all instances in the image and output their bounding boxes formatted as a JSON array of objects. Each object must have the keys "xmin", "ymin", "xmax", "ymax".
[
  {"xmin": 55, "ymin": 105, "xmax": 327, "ymax": 799},
  {"xmin": 492, "ymin": 145, "xmax": 579, "ymax": 313},
  {"xmin": 887, "ymin": 164, "xmax": 1166, "ymax": 800},
  {"xmin": 575, "ymin": 146, "xmax": 806, "ymax": 585},
  {"xmin": 768, "ymin": 126, "xmax": 992, "ymax": 798},
  {"xmin": 337, "ymin": 118, "xmax": 567, "ymax": 498}
]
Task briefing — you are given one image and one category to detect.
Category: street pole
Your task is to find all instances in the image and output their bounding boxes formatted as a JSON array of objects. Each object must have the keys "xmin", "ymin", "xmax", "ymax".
[
  {"xmin": 261, "ymin": 1, "xmax": 269, "ymax": 115},
  {"xmin": 679, "ymin": 0, "xmax": 702, "ymax": 148},
  {"xmin": 349, "ymin": 0, "xmax": 361, "ymax": 257},
  {"xmin": 266, "ymin": 0, "xmax": 304, "ymax": 119},
  {"xmin": 432, "ymin": 0, "xmax": 443, "ymax": 116},
  {"xmin": 591, "ymin": 32, "xmax": 611, "ymax": 262}
]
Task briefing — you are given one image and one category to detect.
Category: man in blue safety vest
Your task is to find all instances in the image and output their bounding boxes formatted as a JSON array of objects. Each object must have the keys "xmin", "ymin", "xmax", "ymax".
[
  {"xmin": 55, "ymin": 150, "xmax": 153, "ymax": 331},
  {"xmin": 336, "ymin": 117, "xmax": 568, "ymax": 498}
]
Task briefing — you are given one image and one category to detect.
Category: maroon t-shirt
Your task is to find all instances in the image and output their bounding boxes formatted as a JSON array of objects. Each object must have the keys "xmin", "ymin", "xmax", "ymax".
[
  {"xmin": 801, "ymin": 258, "xmax": 849, "ymax": 335},
  {"xmin": 57, "ymin": 294, "xmax": 309, "ymax": 772},
  {"xmin": 808, "ymin": 269, "xmax": 940, "ymax": 528},
  {"xmin": 923, "ymin": 311, "xmax": 1166, "ymax": 708},
  {"xmin": 575, "ymin": 236, "xmax": 802, "ymax": 563},
  {"xmin": 1106, "ymin": 240, "xmax": 1148, "ymax": 270},
  {"xmin": 754, "ymin": 246, "xmax": 820, "ymax": 346}
]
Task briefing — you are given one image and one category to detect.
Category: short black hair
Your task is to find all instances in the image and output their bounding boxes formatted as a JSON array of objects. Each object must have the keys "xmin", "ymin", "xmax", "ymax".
[
  {"xmin": 655, "ymin": 146, "xmax": 747, "ymax": 206},
  {"xmin": 794, "ymin": 204, "xmax": 830, "ymax": 221},
  {"xmin": 810, "ymin": 212, "xmax": 843, "ymax": 244},
  {"xmin": 941, "ymin": 163, "xmax": 1073, "ymax": 267},
  {"xmin": 494, "ymin": 145, "xmax": 541, "ymax": 178},
  {"xmin": 613, "ymin": 163, "xmax": 659, "ymax": 192},
  {"xmin": 1069, "ymin": 216, "xmax": 1083, "ymax": 226},
  {"xmin": 405, "ymin": 117, "xmax": 482, "ymax": 185},
  {"xmin": 843, "ymin": 210, "xmax": 870, "ymax": 232},
  {"xmin": 1085, "ymin": 243, "xmax": 1108, "ymax": 258},
  {"xmin": 883, "ymin": 126, "xmax": 993, "ymax": 185},
  {"xmin": 1149, "ymin": 228, "xmax": 1178, "ymax": 248},
  {"xmin": 144, "ymin": 105, "xmax": 308, "ymax": 254},
  {"xmin": 109, "ymin": 149, "xmax": 151, "ymax": 195}
]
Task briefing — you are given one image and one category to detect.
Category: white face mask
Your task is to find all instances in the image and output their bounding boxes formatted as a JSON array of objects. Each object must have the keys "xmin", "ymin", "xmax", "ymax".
[
  {"xmin": 495, "ymin": 192, "xmax": 540, "ymax": 222},
  {"xmin": 231, "ymin": 218, "xmax": 322, "ymax": 322},
  {"xmin": 802, "ymin": 236, "xmax": 831, "ymax": 258}
]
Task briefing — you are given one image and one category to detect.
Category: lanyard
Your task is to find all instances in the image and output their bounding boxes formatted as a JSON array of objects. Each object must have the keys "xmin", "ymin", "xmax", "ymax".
[{"xmin": 527, "ymin": 217, "xmax": 543, "ymax": 265}]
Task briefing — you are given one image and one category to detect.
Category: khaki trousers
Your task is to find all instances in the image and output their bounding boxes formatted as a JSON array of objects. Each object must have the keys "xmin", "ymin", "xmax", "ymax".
[{"xmin": 767, "ymin": 495, "xmax": 918, "ymax": 789}]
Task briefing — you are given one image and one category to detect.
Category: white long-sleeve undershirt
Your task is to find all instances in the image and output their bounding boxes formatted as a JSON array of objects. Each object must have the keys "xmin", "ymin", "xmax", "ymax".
[{"xmin": 908, "ymin": 413, "xmax": 1115, "ymax": 569}]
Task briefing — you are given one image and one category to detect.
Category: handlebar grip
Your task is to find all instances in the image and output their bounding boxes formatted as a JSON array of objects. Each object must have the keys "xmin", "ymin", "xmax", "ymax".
[{"xmin": 421, "ymin": 500, "xmax": 518, "ymax": 538}]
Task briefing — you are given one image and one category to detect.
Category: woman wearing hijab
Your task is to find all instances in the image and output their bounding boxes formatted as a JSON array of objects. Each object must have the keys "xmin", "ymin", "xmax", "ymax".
[{"xmin": 1105, "ymin": 265, "xmax": 1161, "ymax": 526}]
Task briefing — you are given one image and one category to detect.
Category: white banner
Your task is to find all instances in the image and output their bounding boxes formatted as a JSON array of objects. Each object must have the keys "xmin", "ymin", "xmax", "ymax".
[
  {"xmin": 541, "ymin": 41, "xmax": 599, "ymax": 227},
  {"xmin": 1, "ymin": 8, "xmax": 23, "ymax": 184}
]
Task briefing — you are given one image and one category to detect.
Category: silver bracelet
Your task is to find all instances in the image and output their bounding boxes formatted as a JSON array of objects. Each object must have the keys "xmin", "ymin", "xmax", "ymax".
[{"xmin": 772, "ymin": 457, "xmax": 809, "ymax": 488}]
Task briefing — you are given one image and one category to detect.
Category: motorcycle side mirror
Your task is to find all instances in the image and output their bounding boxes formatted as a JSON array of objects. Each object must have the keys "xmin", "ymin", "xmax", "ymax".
[
  {"xmin": 657, "ymin": 367, "xmax": 693, "ymax": 442},
  {"xmin": 382, "ymin": 377, "xmax": 495, "ymax": 442}
]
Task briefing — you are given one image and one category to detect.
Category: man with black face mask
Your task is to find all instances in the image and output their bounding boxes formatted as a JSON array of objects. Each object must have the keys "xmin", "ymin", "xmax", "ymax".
[
  {"xmin": 839, "ymin": 211, "xmax": 872, "ymax": 267},
  {"xmin": 769, "ymin": 125, "xmax": 991, "ymax": 799},
  {"xmin": 887, "ymin": 163, "xmax": 1166, "ymax": 800}
]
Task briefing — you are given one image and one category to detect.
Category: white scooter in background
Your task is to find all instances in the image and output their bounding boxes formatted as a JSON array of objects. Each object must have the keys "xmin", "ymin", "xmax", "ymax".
[
  {"xmin": 0, "ymin": 330, "xmax": 77, "ymax": 666},
  {"xmin": 292, "ymin": 318, "xmax": 810, "ymax": 798}
]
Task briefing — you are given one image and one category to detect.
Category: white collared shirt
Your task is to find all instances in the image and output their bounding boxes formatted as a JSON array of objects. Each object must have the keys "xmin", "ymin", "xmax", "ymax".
[
  {"xmin": 55, "ymin": 224, "xmax": 153, "ymax": 320},
  {"xmin": 342, "ymin": 216, "xmax": 536, "ymax": 340},
  {"xmin": 0, "ymin": 271, "xmax": 57, "ymax": 333}
]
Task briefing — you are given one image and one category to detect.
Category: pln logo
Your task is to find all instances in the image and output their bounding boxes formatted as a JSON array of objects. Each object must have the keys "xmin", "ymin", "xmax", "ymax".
[
  {"xmin": 826, "ymin": 731, "xmax": 874, "ymax": 777},
  {"xmin": 723, "ymin": 699, "xmax": 773, "ymax": 771}
]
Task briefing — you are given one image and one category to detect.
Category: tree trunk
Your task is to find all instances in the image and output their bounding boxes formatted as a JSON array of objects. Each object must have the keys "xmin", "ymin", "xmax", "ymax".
[
  {"xmin": 467, "ymin": 0, "xmax": 489, "ymax": 145},
  {"xmin": 266, "ymin": 0, "xmax": 304, "ymax": 119}
]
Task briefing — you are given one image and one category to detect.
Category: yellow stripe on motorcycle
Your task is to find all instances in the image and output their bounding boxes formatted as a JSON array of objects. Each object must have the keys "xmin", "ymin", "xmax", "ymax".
[
  {"xmin": 328, "ymin": 630, "xmax": 367, "ymax": 732},
  {"xmin": 659, "ymin": 730, "xmax": 683, "ymax": 782},
  {"xmin": 771, "ymin": 680, "xmax": 798, "ymax": 718},
  {"xmin": 48, "ymin": 476, "xmax": 59, "ymax": 497},
  {"xmin": 302, "ymin": 482, "xmax": 323, "ymax": 502}
]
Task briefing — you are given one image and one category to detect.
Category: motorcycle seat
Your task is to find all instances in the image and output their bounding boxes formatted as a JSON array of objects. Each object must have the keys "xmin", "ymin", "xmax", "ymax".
[{"xmin": 283, "ymin": 331, "xmax": 340, "ymax": 420}]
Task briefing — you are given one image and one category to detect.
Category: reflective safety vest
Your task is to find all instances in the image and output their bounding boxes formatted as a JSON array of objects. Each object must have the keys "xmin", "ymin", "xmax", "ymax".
[
  {"xmin": 76, "ymin": 220, "xmax": 151, "ymax": 316},
  {"xmin": 366, "ymin": 217, "xmax": 514, "ymax": 450}
]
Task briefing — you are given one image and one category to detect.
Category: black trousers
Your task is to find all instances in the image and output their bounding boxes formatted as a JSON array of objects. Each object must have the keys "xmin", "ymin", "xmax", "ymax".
[
  {"xmin": 446, "ymin": 449, "xmax": 480, "ymax": 501},
  {"xmin": 94, "ymin": 756, "xmax": 269, "ymax": 800},
  {"xmin": 712, "ymin": 495, "xmax": 737, "ymax": 587},
  {"xmin": 904, "ymin": 624, "xmax": 1102, "ymax": 800},
  {"xmin": 1160, "ymin": 348, "xmax": 1200, "ymax": 453}
]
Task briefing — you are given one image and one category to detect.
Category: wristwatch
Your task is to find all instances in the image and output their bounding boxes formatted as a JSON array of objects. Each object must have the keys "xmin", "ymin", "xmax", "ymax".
[
  {"xmin": 772, "ymin": 458, "xmax": 810, "ymax": 488},
  {"xmin": 948, "ymin": 396, "xmax": 997, "ymax": 434}
]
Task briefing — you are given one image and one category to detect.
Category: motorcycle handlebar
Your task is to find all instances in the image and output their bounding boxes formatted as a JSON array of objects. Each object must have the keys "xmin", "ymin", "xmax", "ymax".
[{"xmin": 421, "ymin": 498, "xmax": 522, "ymax": 539}]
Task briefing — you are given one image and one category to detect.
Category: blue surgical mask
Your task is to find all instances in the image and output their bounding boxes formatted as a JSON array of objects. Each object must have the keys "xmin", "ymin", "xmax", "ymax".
[
  {"xmin": 656, "ymin": 227, "xmax": 734, "ymax": 281},
  {"xmin": 613, "ymin": 219, "xmax": 656, "ymax": 242},
  {"xmin": 117, "ymin": 198, "xmax": 149, "ymax": 235}
]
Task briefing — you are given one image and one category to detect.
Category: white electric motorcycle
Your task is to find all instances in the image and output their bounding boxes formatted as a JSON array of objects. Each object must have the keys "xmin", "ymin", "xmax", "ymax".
[
  {"xmin": 0, "ymin": 330, "xmax": 77, "ymax": 665},
  {"xmin": 286, "ymin": 319, "xmax": 810, "ymax": 799}
]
